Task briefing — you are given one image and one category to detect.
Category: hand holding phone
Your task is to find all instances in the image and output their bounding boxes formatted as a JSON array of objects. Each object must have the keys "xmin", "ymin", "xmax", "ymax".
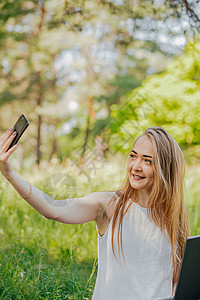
[{"xmin": 6, "ymin": 114, "xmax": 29, "ymax": 152}]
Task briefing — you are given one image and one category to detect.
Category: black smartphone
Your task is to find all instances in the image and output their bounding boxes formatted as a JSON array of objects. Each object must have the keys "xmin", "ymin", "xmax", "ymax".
[{"xmin": 7, "ymin": 114, "xmax": 29, "ymax": 152}]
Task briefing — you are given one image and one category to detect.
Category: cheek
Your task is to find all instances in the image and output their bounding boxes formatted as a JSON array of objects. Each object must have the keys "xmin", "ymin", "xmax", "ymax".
[
  {"xmin": 145, "ymin": 166, "xmax": 154, "ymax": 178},
  {"xmin": 148, "ymin": 169, "xmax": 154, "ymax": 179},
  {"xmin": 127, "ymin": 161, "xmax": 133, "ymax": 172}
]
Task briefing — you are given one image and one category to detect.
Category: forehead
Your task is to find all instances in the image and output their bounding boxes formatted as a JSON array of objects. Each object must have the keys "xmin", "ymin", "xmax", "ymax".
[{"xmin": 133, "ymin": 136, "xmax": 153, "ymax": 156}]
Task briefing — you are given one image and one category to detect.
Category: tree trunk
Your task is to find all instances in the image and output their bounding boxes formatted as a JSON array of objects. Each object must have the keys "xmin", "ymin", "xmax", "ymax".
[
  {"xmin": 49, "ymin": 118, "xmax": 57, "ymax": 161},
  {"xmin": 80, "ymin": 97, "xmax": 96, "ymax": 161},
  {"xmin": 36, "ymin": 73, "xmax": 42, "ymax": 165},
  {"xmin": 81, "ymin": 114, "xmax": 90, "ymax": 159},
  {"xmin": 34, "ymin": 3, "xmax": 45, "ymax": 166},
  {"xmin": 49, "ymin": 55, "xmax": 58, "ymax": 161}
]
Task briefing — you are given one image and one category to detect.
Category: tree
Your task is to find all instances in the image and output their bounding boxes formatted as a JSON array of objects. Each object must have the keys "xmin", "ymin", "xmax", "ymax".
[
  {"xmin": 109, "ymin": 41, "xmax": 200, "ymax": 163},
  {"xmin": 0, "ymin": 0, "xmax": 200, "ymax": 166}
]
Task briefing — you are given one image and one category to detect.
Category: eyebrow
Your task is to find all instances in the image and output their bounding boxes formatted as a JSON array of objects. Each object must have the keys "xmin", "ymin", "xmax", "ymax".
[{"xmin": 131, "ymin": 150, "xmax": 153, "ymax": 159}]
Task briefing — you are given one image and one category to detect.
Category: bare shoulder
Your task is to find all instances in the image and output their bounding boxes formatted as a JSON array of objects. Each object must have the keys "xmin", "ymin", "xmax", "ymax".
[
  {"xmin": 82, "ymin": 191, "xmax": 116, "ymax": 202},
  {"xmin": 82, "ymin": 191, "xmax": 117, "ymax": 219}
]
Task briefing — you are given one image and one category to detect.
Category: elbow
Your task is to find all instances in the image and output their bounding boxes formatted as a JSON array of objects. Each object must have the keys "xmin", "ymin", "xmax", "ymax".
[
  {"xmin": 41, "ymin": 205, "xmax": 59, "ymax": 221},
  {"xmin": 44, "ymin": 215, "xmax": 53, "ymax": 220},
  {"xmin": 43, "ymin": 212, "xmax": 57, "ymax": 221},
  {"xmin": 44, "ymin": 212, "xmax": 67, "ymax": 223}
]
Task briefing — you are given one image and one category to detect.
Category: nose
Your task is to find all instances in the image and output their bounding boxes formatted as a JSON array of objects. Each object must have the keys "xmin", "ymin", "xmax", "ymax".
[{"xmin": 131, "ymin": 158, "xmax": 142, "ymax": 171}]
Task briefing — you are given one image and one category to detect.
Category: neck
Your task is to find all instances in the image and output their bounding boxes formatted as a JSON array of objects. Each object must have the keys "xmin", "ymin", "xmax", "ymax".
[{"xmin": 132, "ymin": 190, "xmax": 150, "ymax": 208}]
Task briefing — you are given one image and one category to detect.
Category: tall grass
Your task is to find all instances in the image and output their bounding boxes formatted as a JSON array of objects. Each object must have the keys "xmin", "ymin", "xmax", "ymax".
[
  {"xmin": 0, "ymin": 154, "xmax": 199, "ymax": 299},
  {"xmin": 184, "ymin": 164, "xmax": 200, "ymax": 236}
]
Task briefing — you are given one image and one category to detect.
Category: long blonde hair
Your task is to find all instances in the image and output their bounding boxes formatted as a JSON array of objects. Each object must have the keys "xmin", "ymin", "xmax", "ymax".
[{"xmin": 108, "ymin": 126, "xmax": 190, "ymax": 281}]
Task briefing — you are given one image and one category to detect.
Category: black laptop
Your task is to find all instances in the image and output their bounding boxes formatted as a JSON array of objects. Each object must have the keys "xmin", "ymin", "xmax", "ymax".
[{"xmin": 157, "ymin": 235, "xmax": 200, "ymax": 300}]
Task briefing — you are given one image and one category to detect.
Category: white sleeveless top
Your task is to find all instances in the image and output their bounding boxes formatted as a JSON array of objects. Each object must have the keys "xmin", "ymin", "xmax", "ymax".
[{"xmin": 92, "ymin": 194, "xmax": 173, "ymax": 300}]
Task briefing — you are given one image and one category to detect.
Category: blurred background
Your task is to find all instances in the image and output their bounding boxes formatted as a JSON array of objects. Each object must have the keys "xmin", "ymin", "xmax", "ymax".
[{"xmin": 0, "ymin": 0, "xmax": 199, "ymax": 299}]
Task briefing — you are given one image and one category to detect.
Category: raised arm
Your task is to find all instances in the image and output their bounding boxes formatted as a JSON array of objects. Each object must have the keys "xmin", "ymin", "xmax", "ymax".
[
  {"xmin": 4, "ymin": 170, "xmax": 113, "ymax": 224},
  {"xmin": 0, "ymin": 127, "xmax": 113, "ymax": 224}
]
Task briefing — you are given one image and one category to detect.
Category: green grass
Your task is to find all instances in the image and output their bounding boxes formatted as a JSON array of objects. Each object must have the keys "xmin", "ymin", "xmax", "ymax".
[
  {"xmin": 184, "ymin": 164, "xmax": 200, "ymax": 236},
  {"xmin": 0, "ymin": 156, "xmax": 199, "ymax": 299}
]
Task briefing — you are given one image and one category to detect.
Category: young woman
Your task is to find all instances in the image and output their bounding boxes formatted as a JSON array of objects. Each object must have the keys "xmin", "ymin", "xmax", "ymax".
[{"xmin": 0, "ymin": 126, "xmax": 190, "ymax": 299}]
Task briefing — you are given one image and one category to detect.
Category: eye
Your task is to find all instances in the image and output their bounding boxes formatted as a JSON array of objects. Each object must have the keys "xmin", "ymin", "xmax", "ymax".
[
  {"xmin": 145, "ymin": 159, "xmax": 152, "ymax": 164},
  {"xmin": 129, "ymin": 154, "xmax": 136, "ymax": 159}
]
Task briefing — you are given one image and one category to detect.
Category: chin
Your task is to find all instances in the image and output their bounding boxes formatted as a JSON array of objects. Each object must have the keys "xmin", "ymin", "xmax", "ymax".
[
  {"xmin": 130, "ymin": 184, "xmax": 145, "ymax": 190},
  {"xmin": 129, "ymin": 176, "xmax": 149, "ymax": 190}
]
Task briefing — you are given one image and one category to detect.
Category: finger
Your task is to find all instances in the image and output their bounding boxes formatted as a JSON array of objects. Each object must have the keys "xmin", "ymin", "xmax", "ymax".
[
  {"xmin": 1, "ymin": 143, "xmax": 19, "ymax": 162},
  {"xmin": 0, "ymin": 130, "xmax": 17, "ymax": 153},
  {"xmin": 0, "ymin": 129, "xmax": 13, "ymax": 150},
  {"xmin": 0, "ymin": 128, "xmax": 14, "ymax": 139},
  {"xmin": 0, "ymin": 128, "xmax": 14, "ymax": 143}
]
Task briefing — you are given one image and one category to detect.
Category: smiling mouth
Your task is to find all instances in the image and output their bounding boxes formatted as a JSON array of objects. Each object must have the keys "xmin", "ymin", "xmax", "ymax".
[{"xmin": 132, "ymin": 174, "xmax": 146, "ymax": 180}]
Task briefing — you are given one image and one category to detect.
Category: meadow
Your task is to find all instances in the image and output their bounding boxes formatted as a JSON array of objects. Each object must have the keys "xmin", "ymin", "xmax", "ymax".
[{"xmin": 0, "ymin": 155, "xmax": 199, "ymax": 299}]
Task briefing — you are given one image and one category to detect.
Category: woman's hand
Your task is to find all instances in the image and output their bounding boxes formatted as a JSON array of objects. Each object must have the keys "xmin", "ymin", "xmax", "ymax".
[{"xmin": 0, "ymin": 128, "xmax": 19, "ymax": 178}]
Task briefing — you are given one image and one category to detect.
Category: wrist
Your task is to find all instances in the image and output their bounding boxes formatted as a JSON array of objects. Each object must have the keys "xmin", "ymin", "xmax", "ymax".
[{"xmin": 2, "ymin": 169, "xmax": 16, "ymax": 181}]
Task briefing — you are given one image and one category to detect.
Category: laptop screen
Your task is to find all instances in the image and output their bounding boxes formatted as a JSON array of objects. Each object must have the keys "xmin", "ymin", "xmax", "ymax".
[{"xmin": 175, "ymin": 235, "xmax": 200, "ymax": 300}]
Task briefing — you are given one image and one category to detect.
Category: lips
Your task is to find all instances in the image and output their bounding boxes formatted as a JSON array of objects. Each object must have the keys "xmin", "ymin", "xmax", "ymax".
[{"xmin": 131, "ymin": 173, "xmax": 146, "ymax": 180}]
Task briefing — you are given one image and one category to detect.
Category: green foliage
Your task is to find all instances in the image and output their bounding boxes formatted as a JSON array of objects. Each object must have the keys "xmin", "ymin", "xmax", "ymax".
[
  {"xmin": 184, "ymin": 165, "xmax": 200, "ymax": 236},
  {"xmin": 109, "ymin": 41, "xmax": 200, "ymax": 163},
  {"xmin": 95, "ymin": 73, "xmax": 142, "ymax": 106},
  {"xmin": 1, "ymin": 0, "xmax": 200, "ymax": 166}
]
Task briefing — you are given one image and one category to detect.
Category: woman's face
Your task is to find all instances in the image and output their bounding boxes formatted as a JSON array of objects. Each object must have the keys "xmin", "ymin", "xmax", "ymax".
[{"xmin": 128, "ymin": 135, "xmax": 154, "ymax": 193}]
